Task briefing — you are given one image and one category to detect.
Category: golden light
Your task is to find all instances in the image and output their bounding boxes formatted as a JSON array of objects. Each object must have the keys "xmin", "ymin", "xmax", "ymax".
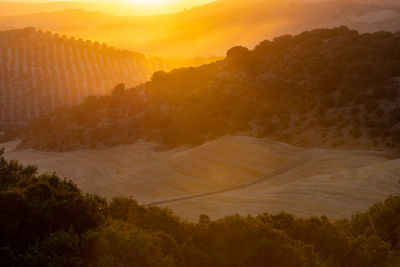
[{"xmin": 125, "ymin": 0, "xmax": 170, "ymax": 6}]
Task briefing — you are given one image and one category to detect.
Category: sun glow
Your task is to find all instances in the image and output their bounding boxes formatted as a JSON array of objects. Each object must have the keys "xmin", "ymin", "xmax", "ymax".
[{"xmin": 125, "ymin": 0, "xmax": 170, "ymax": 6}]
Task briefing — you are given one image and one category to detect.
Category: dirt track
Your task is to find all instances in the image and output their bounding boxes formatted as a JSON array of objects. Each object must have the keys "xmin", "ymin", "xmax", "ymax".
[{"xmin": 144, "ymin": 152, "xmax": 321, "ymax": 206}]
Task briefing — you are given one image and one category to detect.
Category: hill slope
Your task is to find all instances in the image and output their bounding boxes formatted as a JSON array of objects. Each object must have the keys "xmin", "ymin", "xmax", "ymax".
[
  {"xmin": 20, "ymin": 27, "xmax": 400, "ymax": 152},
  {"xmin": 0, "ymin": 27, "xmax": 169, "ymax": 125},
  {"xmin": 4, "ymin": 136, "xmax": 400, "ymax": 221}
]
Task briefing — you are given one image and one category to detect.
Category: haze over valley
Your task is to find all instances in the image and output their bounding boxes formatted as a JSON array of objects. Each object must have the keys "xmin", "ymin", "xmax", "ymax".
[
  {"xmin": 1, "ymin": 0, "xmax": 400, "ymax": 57},
  {"xmin": 1, "ymin": 0, "xmax": 400, "ymax": 266}
]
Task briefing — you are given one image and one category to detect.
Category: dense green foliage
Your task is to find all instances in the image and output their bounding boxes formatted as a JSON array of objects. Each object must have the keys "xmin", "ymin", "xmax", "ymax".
[
  {"xmin": 0, "ymin": 149, "xmax": 106, "ymax": 264},
  {"xmin": 20, "ymin": 26, "xmax": 400, "ymax": 151},
  {"xmin": 0, "ymin": 151, "xmax": 399, "ymax": 266}
]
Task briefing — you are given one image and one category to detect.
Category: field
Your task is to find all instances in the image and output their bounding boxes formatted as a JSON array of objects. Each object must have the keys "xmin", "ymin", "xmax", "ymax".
[{"xmin": 3, "ymin": 136, "xmax": 399, "ymax": 221}]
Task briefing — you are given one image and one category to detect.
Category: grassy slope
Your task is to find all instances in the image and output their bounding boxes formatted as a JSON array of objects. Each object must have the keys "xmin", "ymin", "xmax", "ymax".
[{"xmin": 5, "ymin": 136, "xmax": 400, "ymax": 221}]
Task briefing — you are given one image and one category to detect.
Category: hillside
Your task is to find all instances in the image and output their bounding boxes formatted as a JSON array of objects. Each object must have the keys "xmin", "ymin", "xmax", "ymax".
[
  {"xmin": 0, "ymin": 27, "xmax": 169, "ymax": 126},
  {"xmin": 1, "ymin": 0, "xmax": 400, "ymax": 57},
  {"xmin": 4, "ymin": 136, "xmax": 400, "ymax": 221},
  {"xmin": 19, "ymin": 27, "xmax": 400, "ymax": 152}
]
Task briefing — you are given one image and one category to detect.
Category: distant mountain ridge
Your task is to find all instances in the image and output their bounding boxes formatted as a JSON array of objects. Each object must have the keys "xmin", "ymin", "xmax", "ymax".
[
  {"xmin": 0, "ymin": 0, "xmax": 215, "ymax": 16},
  {"xmin": 1, "ymin": 0, "xmax": 400, "ymax": 57},
  {"xmin": 0, "ymin": 27, "xmax": 170, "ymax": 125}
]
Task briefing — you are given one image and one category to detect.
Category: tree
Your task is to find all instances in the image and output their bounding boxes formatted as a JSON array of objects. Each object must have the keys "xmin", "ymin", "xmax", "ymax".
[
  {"xmin": 226, "ymin": 46, "xmax": 251, "ymax": 68},
  {"xmin": 20, "ymin": 231, "xmax": 93, "ymax": 267},
  {"xmin": 0, "ymin": 150, "xmax": 106, "ymax": 254},
  {"xmin": 112, "ymin": 83, "xmax": 125, "ymax": 96},
  {"xmin": 93, "ymin": 221, "xmax": 178, "ymax": 267}
]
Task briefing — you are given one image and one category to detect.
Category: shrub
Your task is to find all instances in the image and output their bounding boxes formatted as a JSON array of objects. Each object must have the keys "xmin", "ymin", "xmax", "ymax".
[
  {"xmin": 350, "ymin": 128, "xmax": 362, "ymax": 138},
  {"xmin": 364, "ymin": 99, "xmax": 378, "ymax": 113},
  {"xmin": 0, "ymin": 150, "xmax": 106, "ymax": 254},
  {"xmin": 372, "ymin": 85, "xmax": 387, "ymax": 99},
  {"xmin": 351, "ymin": 107, "xmax": 360, "ymax": 116},
  {"xmin": 93, "ymin": 222, "xmax": 179, "ymax": 267}
]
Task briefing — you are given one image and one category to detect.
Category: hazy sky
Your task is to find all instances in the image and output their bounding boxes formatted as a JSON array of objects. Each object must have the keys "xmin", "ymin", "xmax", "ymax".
[
  {"xmin": 18, "ymin": 0, "xmax": 215, "ymax": 7},
  {"xmin": 0, "ymin": 0, "xmax": 215, "ymax": 15},
  {"xmin": 10, "ymin": 0, "xmax": 217, "ymax": 15}
]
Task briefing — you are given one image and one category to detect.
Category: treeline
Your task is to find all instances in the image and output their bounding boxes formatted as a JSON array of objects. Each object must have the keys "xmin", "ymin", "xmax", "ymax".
[
  {"xmin": 20, "ymin": 26, "xmax": 400, "ymax": 151},
  {"xmin": 0, "ymin": 150, "xmax": 399, "ymax": 266},
  {"xmin": 0, "ymin": 27, "xmax": 169, "ymax": 124}
]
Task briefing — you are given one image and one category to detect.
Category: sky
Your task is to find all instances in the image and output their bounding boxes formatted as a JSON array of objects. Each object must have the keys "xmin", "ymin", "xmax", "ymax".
[
  {"xmin": 18, "ymin": 0, "xmax": 215, "ymax": 9},
  {"xmin": 7, "ymin": 0, "xmax": 217, "ymax": 15}
]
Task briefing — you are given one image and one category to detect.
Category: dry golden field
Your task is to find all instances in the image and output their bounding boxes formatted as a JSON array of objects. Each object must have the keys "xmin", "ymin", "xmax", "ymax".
[{"xmin": 3, "ymin": 136, "xmax": 400, "ymax": 221}]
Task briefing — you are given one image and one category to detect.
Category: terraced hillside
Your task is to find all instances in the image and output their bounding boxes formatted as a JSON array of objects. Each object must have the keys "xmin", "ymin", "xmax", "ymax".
[{"xmin": 0, "ymin": 27, "xmax": 170, "ymax": 124}]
